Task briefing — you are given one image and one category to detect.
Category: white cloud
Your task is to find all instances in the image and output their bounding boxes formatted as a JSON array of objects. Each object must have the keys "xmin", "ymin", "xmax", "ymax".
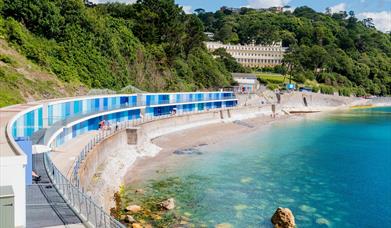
[
  {"xmin": 181, "ymin": 5, "xmax": 193, "ymax": 14},
  {"xmin": 89, "ymin": 0, "xmax": 136, "ymax": 4},
  {"xmin": 357, "ymin": 11, "xmax": 391, "ymax": 32},
  {"xmin": 329, "ymin": 3, "xmax": 347, "ymax": 13},
  {"xmin": 246, "ymin": 0, "xmax": 291, "ymax": 9}
]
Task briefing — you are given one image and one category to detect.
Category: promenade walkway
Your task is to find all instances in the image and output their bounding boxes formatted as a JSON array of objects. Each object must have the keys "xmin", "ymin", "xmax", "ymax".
[
  {"xmin": 27, "ymin": 153, "xmax": 83, "ymax": 227},
  {"xmin": 52, "ymin": 131, "xmax": 98, "ymax": 178},
  {"xmin": 0, "ymin": 104, "xmax": 85, "ymax": 228}
]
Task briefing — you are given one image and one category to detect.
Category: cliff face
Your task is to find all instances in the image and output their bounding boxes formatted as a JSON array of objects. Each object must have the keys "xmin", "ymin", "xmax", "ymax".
[{"xmin": 0, "ymin": 39, "xmax": 86, "ymax": 107}]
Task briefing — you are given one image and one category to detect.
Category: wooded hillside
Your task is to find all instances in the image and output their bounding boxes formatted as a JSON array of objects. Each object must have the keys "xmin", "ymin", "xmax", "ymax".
[
  {"xmin": 0, "ymin": 0, "xmax": 233, "ymax": 98},
  {"xmin": 198, "ymin": 6, "xmax": 391, "ymax": 95}
]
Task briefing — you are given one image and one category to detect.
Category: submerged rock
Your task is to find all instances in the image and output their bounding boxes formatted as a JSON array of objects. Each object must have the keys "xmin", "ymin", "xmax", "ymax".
[
  {"xmin": 215, "ymin": 223, "xmax": 233, "ymax": 228},
  {"xmin": 299, "ymin": 204, "xmax": 317, "ymax": 213},
  {"xmin": 135, "ymin": 189, "xmax": 145, "ymax": 194},
  {"xmin": 271, "ymin": 207, "xmax": 296, "ymax": 228},
  {"xmin": 126, "ymin": 215, "xmax": 136, "ymax": 223},
  {"xmin": 316, "ymin": 218, "xmax": 330, "ymax": 226},
  {"xmin": 160, "ymin": 198, "xmax": 175, "ymax": 210},
  {"xmin": 173, "ymin": 148, "xmax": 203, "ymax": 155},
  {"xmin": 132, "ymin": 223, "xmax": 142, "ymax": 228},
  {"xmin": 126, "ymin": 205, "xmax": 142, "ymax": 213}
]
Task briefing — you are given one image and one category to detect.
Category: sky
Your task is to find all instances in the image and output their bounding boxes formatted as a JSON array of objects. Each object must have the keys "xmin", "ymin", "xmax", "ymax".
[{"xmin": 90, "ymin": 0, "xmax": 391, "ymax": 32}]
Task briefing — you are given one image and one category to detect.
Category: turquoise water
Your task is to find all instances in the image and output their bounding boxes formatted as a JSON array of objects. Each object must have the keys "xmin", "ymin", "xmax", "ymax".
[{"xmin": 141, "ymin": 107, "xmax": 391, "ymax": 227}]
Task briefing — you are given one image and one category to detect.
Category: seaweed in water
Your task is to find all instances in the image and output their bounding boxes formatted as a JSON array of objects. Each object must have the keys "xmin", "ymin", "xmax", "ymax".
[
  {"xmin": 119, "ymin": 175, "xmax": 210, "ymax": 227},
  {"xmin": 173, "ymin": 148, "xmax": 203, "ymax": 155}
]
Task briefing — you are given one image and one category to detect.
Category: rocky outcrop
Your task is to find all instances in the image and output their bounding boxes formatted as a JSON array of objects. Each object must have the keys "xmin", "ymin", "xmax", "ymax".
[
  {"xmin": 160, "ymin": 198, "xmax": 175, "ymax": 210},
  {"xmin": 271, "ymin": 207, "xmax": 295, "ymax": 228}
]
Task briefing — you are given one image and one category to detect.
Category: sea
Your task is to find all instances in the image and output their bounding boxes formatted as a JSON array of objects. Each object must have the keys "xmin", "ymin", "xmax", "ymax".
[{"xmin": 133, "ymin": 107, "xmax": 391, "ymax": 227}]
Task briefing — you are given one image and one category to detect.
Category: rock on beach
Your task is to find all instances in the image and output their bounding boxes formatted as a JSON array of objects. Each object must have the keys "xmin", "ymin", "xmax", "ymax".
[
  {"xmin": 126, "ymin": 205, "xmax": 142, "ymax": 213},
  {"xmin": 160, "ymin": 198, "xmax": 175, "ymax": 210},
  {"xmin": 271, "ymin": 207, "xmax": 296, "ymax": 228}
]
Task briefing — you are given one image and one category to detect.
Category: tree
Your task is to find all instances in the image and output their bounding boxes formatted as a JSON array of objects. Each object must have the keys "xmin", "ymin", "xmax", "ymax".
[
  {"xmin": 131, "ymin": 0, "xmax": 186, "ymax": 60},
  {"xmin": 2, "ymin": 0, "xmax": 65, "ymax": 38},
  {"xmin": 183, "ymin": 15, "xmax": 205, "ymax": 55},
  {"xmin": 216, "ymin": 24, "xmax": 238, "ymax": 44},
  {"xmin": 194, "ymin": 8, "xmax": 205, "ymax": 14},
  {"xmin": 212, "ymin": 48, "xmax": 249, "ymax": 73},
  {"xmin": 363, "ymin": 18, "xmax": 375, "ymax": 28}
]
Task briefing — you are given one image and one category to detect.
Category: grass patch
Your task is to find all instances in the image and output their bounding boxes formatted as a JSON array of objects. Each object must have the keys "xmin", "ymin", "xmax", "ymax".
[
  {"xmin": 257, "ymin": 73, "xmax": 295, "ymax": 84},
  {"xmin": 0, "ymin": 54, "xmax": 15, "ymax": 65}
]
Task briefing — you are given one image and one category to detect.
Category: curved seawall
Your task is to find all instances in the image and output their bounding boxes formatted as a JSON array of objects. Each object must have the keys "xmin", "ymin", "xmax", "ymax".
[
  {"xmin": 73, "ymin": 106, "xmax": 271, "ymax": 210},
  {"xmin": 1, "ymin": 91, "xmax": 238, "ymax": 227},
  {"xmin": 1, "ymin": 91, "xmax": 375, "ymax": 227}
]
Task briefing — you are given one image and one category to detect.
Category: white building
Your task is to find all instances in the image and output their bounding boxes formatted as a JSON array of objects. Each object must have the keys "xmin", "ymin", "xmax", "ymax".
[
  {"xmin": 205, "ymin": 41, "xmax": 287, "ymax": 68},
  {"xmin": 232, "ymin": 73, "xmax": 260, "ymax": 93}
]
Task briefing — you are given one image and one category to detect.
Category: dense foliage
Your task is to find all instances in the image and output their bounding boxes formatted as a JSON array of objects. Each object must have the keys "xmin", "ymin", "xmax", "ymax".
[
  {"xmin": 212, "ymin": 48, "xmax": 250, "ymax": 73},
  {"xmin": 198, "ymin": 6, "xmax": 391, "ymax": 95},
  {"xmin": 0, "ymin": 0, "xmax": 232, "ymax": 92}
]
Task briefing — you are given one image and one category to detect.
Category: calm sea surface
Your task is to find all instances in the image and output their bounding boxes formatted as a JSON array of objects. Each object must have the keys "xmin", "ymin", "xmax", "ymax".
[{"xmin": 136, "ymin": 107, "xmax": 391, "ymax": 227}]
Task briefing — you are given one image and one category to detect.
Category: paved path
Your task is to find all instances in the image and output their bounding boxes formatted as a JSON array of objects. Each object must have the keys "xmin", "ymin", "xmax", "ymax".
[
  {"xmin": 27, "ymin": 153, "xmax": 83, "ymax": 228},
  {"xmin": 1, "ymin": 104, "xmax": 86, "ymax": 227},
  {"xmin": 51, "ymin": 131, "xmax": 98, "ymax": 178},
  {"xmin": 0, "ymin": 103, "xmax": 39, "ymax": 157}
]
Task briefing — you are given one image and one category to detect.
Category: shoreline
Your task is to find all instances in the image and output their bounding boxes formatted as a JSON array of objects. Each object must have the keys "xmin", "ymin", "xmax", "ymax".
[
  {"xmin": 124, "ymin": 113, "xmax": 302, "ymax": 186},
  {"xmin": 85, "ymin": 93, "xmax": 390, "ymax": 210}
]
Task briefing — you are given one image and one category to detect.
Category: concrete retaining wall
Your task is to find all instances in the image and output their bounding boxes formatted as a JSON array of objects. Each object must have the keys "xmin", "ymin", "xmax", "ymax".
[
  {"xmin": 279, "ymin": 92, "xmax": 359, "ymax": 109},
  {"xmin": 77, "ymin": 106, "xmax": 274, "ymax": 191},
  {"xmin": 78, "ymin": 130, "xmax": 130, "ymax": 188}
]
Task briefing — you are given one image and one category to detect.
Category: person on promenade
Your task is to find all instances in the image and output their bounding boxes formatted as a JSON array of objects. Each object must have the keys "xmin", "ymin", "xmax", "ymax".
[
  {"xmin": 99, "ymin": 120, "xmax": 105, "ymax": 130},
  {"xmin": 32, "ymin": 171, "xmax": 41, "ymax": 182},
  {"xmin": 106, "ymin": 120, "xmax": 111, "ymax": 130},
  {"xmin": 115, "ymin": 121, "xmax": 119, "ymax": 131}
]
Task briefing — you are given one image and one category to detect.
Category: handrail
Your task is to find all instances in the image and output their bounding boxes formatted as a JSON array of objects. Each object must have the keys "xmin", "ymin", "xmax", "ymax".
[
  {"xmin": 5, "ymin": 94, "xmax": 239, "ymax": 228},
  {"xmin": 43, "ymin": 151, "xmax": 125, "ymax": 228},
  {"xmin": 70, "ymin": 106, "xmax": 241, "ymax": 186},
  {"xmin": 47, "ymin": 96, "xmax": 237, "ymax": 126},
  {"xmin": 44, "ymin": 106, "xmax": 239, "ymax": 228},
  {"xmin": 43, "ymin": 96, "xmax": 238, "ymax": 146}
]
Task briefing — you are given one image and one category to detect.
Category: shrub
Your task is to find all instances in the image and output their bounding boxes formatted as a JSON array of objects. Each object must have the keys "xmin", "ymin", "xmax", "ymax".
[
  {"xmin": 293, "ymin": 73, "xmax": 306, "ymax": 83},
  {"xmin": 267, "ymin": 83, "xmax": 279, "ymax": 90},
  {"xmin": 338, "ymin": 87, "xmax": 351, "ymax": 96},
  {"xmin": 257, "ymin": 77, "xmax": 268, "ymax": 85},
  {"xmin": 304, "ymin": 70, "xmax": 315, "ymax": 80},
  {"xmin": 353, "ymin": 87, "xmax": 366, "ymax": 97},
  {"xmin": 319, "ymin": 85, "xmax": 334, "ymax": 94},
  {"xmin": 0, "ymin": 54, "xmax": 14, "ymax": 64}
]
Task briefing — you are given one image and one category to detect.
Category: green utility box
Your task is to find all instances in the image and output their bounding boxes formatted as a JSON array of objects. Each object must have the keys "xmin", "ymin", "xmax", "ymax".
[{"xmin": 0, "ymin": 186, "xmax": 14, "ymax": 228}]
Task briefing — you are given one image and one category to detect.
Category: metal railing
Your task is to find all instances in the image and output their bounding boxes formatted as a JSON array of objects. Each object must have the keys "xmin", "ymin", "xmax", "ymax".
[
  {"xmin": 43, "ymin": 151, "xmax": 125, "ymax": 228},
  {"xmin": 69, "ymin": 106, "xmax": 241, "ymax": 186},
  {"xmin": 43, "ymin": 96, "xmax": 238, "ymax": 146},
  {"xmin": 145, "ymin": 95, "xmax": 237, "ymax": 106},
  {"xmin": 47, "ymin": 95, "xmax": 237, "ymax": 126},
  {"xmin": 44, "ymin": 105, "xmax": 240, "ymax": 228}
]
